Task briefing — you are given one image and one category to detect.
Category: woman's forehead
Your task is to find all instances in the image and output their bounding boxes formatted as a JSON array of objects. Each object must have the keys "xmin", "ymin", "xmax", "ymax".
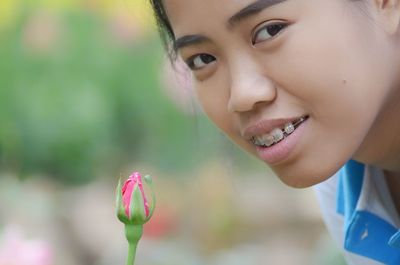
[
  {"xmin": 163, "ymin": 0, "xmax": 296, "ymax": 36},
  {"xmin": 162, "ymin": 0, "xmax": 354, "ymax": 32},
  {"xmin": 164, "ymin": 0, "xmax": 262, "ymax": 24}
]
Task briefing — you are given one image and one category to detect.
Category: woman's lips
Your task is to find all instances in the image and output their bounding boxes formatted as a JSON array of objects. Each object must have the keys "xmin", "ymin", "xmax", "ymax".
[
  {"xmin": 242, "ymin": 115, "xmax": 309, "ymax": 140},
  {"xmin": 250, "ymin": 116, "xmax": 309, "ymax": 165}
]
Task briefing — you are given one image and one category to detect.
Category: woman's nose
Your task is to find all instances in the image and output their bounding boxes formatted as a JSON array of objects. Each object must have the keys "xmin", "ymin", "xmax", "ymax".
[{"xmin": 227, "ymin": 65, "xmax": 277, "ymax": 113}]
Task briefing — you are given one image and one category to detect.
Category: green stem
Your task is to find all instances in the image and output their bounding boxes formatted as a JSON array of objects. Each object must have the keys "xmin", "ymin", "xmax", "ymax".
[
  {"xmin": 126, "ymin": 243, "xmax": 137, "ymax": 265},
  {"xmin": 125, "ymin": 224, "xmax": 143, "ymax": 265}
]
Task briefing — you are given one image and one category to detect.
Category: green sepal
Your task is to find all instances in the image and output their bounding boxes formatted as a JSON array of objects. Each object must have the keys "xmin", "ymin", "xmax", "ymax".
[
  {"xmin": 129, "ymin": 185, "xmax": 147, "ymax": 225},
  {"xmin": 144, "ymin": 175, "xmax": 153, "ymax": 185},
  {"xmin": 116, "ymin": 178, "xmax": 129, "ymax": 223},
  {"xmin": 144, "ymin": 175, "xmax": 156, "ymax": 221}
]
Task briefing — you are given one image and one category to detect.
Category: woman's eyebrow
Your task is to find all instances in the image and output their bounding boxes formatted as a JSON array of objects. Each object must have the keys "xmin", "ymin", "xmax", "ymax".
[
  {"xmin": 174, "ymin": 0, "xmax": 287, "ymax": 51},
  {"xmin": 228, "ymin": 0, "xmax": 288, "ymax": 28},
  {"xmin": 174, "ymin": 35, "xmax": 210, "ymax": 52}
]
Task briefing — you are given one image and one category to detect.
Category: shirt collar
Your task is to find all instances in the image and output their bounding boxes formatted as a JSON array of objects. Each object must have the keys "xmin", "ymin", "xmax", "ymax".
[{"xmin": 336, "ymin": 160, "xmax": 400, "ymax": 264}]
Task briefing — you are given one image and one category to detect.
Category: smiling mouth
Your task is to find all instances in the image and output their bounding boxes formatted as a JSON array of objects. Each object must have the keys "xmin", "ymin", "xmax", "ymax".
[{"xmin": 251, "ymin": 115, "xmax": 309, "ymax": 147}]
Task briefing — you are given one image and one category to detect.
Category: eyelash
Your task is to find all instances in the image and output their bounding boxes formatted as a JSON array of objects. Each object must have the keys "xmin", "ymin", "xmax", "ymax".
[
  {"xmin": 252, "ymin": 21, "xmax": 288, "ymax": 45},
  {"xmin": 185, "ymin": 54, "xmax": 216, "ymax": 71},
  {"xmin": 184, "ymin": 21, "xmax": 288, "ymax": 71}
]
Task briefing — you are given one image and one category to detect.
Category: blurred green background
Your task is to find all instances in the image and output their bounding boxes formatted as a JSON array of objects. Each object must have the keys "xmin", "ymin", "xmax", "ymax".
[
  {"xmin": 0, "ymin": 1, "xmax": 346, "ymax": 264},
  {"xmin": 0, "ymin": 0, "xmax": 224, "ymax": 184}
]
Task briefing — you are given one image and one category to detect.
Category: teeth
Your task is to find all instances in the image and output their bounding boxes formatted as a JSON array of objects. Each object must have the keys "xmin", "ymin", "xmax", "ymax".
[
  {"xmin": 253, "ymin": 137, "xmax": 263, "ymax": 146},
  {"xmin": 251, "ymin": 114, "xmax": 309, "ymax": 147},
  {"xmin": 251, "ymin": 120, "xmax": 299, "ymax": 147},
  {"xmin": 271, "ymin": 128, "xmax": 284, "ymax": 143},
  {"xmin": 284, "ymin": 122, "xmax": 295, "ymax": 134},
  {"xmin": 253, "ymin": 134, "xmax": 274, "ymax": 146},
  {"xmin": 261, "ymin": 134, "xmax": 275, "ymax": 147}
]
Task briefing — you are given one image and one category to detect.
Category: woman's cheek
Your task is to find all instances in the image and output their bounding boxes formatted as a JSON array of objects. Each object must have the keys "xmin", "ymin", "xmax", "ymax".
[{"xmin": 195, "ymin": 73, "xmax": 232, "ymax": 128}]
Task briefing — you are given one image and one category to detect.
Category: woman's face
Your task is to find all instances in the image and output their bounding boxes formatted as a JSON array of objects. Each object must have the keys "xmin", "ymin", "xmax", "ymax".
[{"xmin": 164, "ymin": 0, "xmax": 400, "ymax": 187}]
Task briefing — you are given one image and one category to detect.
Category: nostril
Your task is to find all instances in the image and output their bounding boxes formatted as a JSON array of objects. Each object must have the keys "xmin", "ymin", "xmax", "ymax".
[{"xmin": 228, "ymin": 81, "xmax": 277, "ymax": 113}]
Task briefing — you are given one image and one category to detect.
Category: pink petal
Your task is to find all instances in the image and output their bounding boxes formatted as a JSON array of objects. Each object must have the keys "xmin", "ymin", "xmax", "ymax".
[{"xmin": 121, "ymin": 172, "xmax": 150, "ymax": 218}]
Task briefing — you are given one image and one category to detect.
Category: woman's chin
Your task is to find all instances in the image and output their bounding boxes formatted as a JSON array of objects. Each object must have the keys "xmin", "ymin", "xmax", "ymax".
[{"xmin": 270, "ymin": 161, "xmax": 344, "ymax": 189}]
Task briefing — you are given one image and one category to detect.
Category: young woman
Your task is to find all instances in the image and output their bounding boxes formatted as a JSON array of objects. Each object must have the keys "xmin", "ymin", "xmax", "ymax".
[{"xmin": 149, "ymin": 0, "xmax": 400, "ymax": 264}]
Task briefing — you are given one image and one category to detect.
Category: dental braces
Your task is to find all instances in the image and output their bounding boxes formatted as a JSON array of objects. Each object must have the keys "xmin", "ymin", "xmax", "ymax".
[{"xmin": 251, "ymin": 115, "xmax": 309, "ymax": 147}]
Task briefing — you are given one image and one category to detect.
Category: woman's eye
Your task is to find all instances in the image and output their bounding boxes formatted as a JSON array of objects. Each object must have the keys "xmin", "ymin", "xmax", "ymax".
[
  {"xmin": 186, "ymin": 54, "xmax": 216, "ymax": 71},
  {"xmin": 252, "ymin": 22, "xmax": 287, "ymax": 45}
]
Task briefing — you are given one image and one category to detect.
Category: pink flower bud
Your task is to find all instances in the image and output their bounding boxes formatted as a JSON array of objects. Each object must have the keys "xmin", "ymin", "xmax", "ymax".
[
  {"xmin": 122, "ymin": 172, "xmax": 149, "ymax": 218},
  {"xmin": 116, "ymin": 172, "xmax": 156, "ymax": 225}
]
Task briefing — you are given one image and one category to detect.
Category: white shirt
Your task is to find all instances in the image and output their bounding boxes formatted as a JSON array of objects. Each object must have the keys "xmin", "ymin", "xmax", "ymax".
[{"xmin": 314, "ymin": 160, "xmax": 400, "ymax": 265}]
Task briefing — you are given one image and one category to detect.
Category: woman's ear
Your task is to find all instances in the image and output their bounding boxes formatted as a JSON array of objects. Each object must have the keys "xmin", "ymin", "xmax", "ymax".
[{"xmin": 374, "ymin": 0, "xmax": 400, "ymax": 34}]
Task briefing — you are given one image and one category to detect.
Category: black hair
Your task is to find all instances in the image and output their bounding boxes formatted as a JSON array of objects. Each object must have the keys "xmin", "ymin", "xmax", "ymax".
[{"xmin": 149, "ymin": 0, "xmax": 177, "ymax": 60}]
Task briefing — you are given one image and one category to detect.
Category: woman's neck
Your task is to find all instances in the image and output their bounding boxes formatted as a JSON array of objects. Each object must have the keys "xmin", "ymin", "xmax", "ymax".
[
  {"xmin": 384, "ymin": 170, "xmax": 400, "ymax": 216},
  {"xmin": 354, "ymin": 84, "xmax": 400, "ymax": 172}
]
